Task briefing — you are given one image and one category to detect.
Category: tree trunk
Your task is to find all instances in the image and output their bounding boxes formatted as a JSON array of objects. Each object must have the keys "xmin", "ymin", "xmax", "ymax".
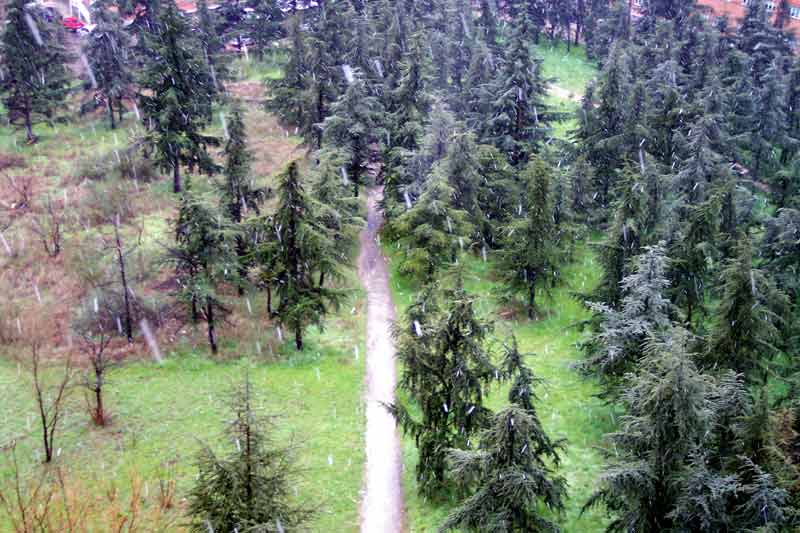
[
  {"xmin": 294, "ymin": 325, "xmax": 303, "ymax": 351},
  {"xmin": 95, "ymin": 386, "xmax": 105, "ymax": 426},
  {"xmin": 191, "ymin": 295, "xmax": 199, "ymax": 323},
  {"xmin": 266, "ymin": 285, "xmax": 272, "ymax": 316},
  {"xmin": 115, "ymin": 221, "xmax": 134, "ymax": 344},
  {"xmin": 173, "ymin": 153, "xmax": 182, "ymax": 193},
  {"xmin": 527, "ymin": 273, "xmax": 537, "ymax": 320},
  {"xmin": 117, "ymin": 98, "xmax": 124, "ymax": 124},
  {"xmin": 24, "ymin": 109, "xmax": 37, "ymax": 144},
  {"xmin": 236, "ymin": 235, "xmax": 247, "ymax": 296},
  {"xmin": 319, "ymin": 270, "xmax": 325, "ymax": 288},
  {"xmin": 206, "ymin": 297, "xmax": 217, "ymax": 354},
  {"xmin": 108, "ymin": 100, "xmax": 116, "ymax": 130}
]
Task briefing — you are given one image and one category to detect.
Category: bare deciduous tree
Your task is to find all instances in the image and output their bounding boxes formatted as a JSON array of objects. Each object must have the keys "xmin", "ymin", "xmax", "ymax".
[
  {"xmin": 30, "ymin": 195, "xmax": 65, "ymax": 258},
  {"xmin": 78, "ymin": 330, "xmax": 115, "ymax": 427},
  {"xmin": 20, "ymin": 342, "xmax": 74, "ymax": 463}
]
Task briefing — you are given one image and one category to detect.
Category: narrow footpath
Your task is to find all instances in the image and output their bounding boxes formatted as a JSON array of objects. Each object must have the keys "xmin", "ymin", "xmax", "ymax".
[{"xmin": 358, "ymin": 187, "xmax": 404, "ymax": 532}]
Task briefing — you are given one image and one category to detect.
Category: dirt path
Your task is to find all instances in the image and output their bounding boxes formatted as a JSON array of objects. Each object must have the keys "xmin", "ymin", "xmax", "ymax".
[{"xmin": 358, "ymin": 187, "xmax": 404, "ymax": 532}]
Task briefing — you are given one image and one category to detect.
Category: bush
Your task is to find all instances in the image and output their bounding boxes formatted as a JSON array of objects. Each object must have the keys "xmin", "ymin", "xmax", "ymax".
[
  {"xmin": 73, "ymin": 145, "xmax": 158, "ymax": 183},
  {"xmin": 72, "ymin": 288, "xmax": 170, "ymax": 339}
]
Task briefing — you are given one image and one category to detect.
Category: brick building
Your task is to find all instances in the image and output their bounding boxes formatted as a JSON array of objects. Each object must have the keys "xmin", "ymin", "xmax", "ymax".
[{"xmin": 632, "ymin": 0, "xmax": 800, "ymax": 33}]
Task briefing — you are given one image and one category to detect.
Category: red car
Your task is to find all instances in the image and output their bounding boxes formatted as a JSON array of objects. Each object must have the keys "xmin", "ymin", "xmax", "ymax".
[{"xmin": 62, "ymin": 17, "xmax": 85, "ymax": 32}]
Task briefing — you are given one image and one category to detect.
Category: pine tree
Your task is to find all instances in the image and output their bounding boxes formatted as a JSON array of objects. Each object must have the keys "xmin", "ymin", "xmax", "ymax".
[
  {"xmin": 584, "ymin": 245, "xmax": 672, "ymax": 393},
  {"xmin": 476, "ymin": 0, "xmax": 498, "ymax": 48},
  {"xmin": 389, "ymin": 275, "xmax": 497, "ymax": 497},
  {"xmin": 705, "ymin": 235, "xmax": 789, "ymax": 384},
  {"xmin": 595, "ymin": 165, "xmax": 650, "ymax": 308},
  {"xmin": 245, "ymin": 0, "xmax": 283, "ymax": 60},
  {"xmin": 263, "ymin": 161, "xmax": 342, "ymax": 350},
  {"xmin": 309, "ymin": 149, "xmax": 363, "ymax": 263},
  {"xmin": 188, "ymin": 373, "xmax": 313, "ymax": 531},
  {"xmin": 441, "ymin": 339, "xmax": 567, "ymax": 532},
  {"xmin": 748, "ymin": 61, "xmax": 794, "ymax": 182},
  {"xmin": 219, "ymin": 106, "xmax": 267, "ymax": 295},
  {"xmin": 267, "ymin": 15, "xmax": 307, "ymax": 128},
  {"xmin": 321, "ymin": 72, "xmax": 384, "ymax": 197},
  {"xmin": 139, "ymin": 2, "xmax": 219, "ymax": 193},
  {"xmin": 667, "ymin": 200, "xmax": 717, "ymax": 329},
  {"xmin": 587, "ymin": 329, "xmax": 791, "ymax": 531},
  {"xmin": 387, "ymin": 170, "xmax": 473, "ymax": 280},
  {"xmin": 0, "ymin": 0, "xmax": 70, "ymax": 144},
  {"xmin": 302, "ymin": 2, "xmax": 351, "ymax": 147},
  {"xmin": 477, "ymin": 12, "xmax": 552, "ymax": 165},
  {"xmin": 496, "ymin": 157, "xmax": 560, "ymax": 319},
  {"xmin": 168, "ymin": 186, "xmax": 238, "ymax": 354},
  {"xmin": 85, "ymin": 3, "xmax": 135, "ymax": 130}
]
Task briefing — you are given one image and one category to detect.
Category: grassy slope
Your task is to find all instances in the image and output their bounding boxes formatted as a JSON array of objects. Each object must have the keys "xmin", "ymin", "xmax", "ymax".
[{"xmin": 0, "ymin": 57, "xmax": 367, "ymax": 531}]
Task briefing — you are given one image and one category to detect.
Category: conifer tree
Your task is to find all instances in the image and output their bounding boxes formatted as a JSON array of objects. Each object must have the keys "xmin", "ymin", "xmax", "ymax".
[
  {"xmin": 188, "ymin": 373, "xmax": 312, "ymax": 531},
  {"xmin": 1, "ymin": 0, "xmax": 70, "ymax": 144},
  {"xmin": 595, "ymin": 166, "xmax": 650, "ymax": 307},
  {"xmin": 496, "ymin": 157, "xmax": 560, "ymax": 319},
  {"xmin": 168, "ymin": 186, "xmax": 238, "ymax": 354},
  {"xmin": 477, "ymin": 12, "xmax": 552, "ymax": 164},
  {"xmin": 668, "ymin": 200, "xmax": 717, "ymax": 329},
  {"xmin": 267, "ymin": 15, "xmax": 307, "ymax": 128},
  {"xmin": 705, "ymin": 235, "xmax": 789, "ymax": 384},
  {"xmin": 85, "ymin": 3, "xmax": 134, "ymax": 130},
  {"xmin": 389, "ymin": 275, "xmax": 497, "ymax": 497},
  {"xmin": 219, "ymin": 106, "xmax": 266, "ymax": 294},
  {"xmin": 387, "ymin": 170, "xmax": 473, "ymax": 279},
  {"xmin": 321, "ymin": 72, "xmax": 384, "ymax": 197},
  {"xmin": 139, "ymin": 2, "xmax": 219, "ymax": 193},
  {"xmin": 245, "ymin": 0, "xmax": 283, "ymax": 60},
  {"xmin": 442, "ymin": 338, "xmax": 567, "ymax": 532},
  {"xmin": 263, "ymin": 161, "xmax": 342, "ymax": 350},
  {"xmin": 584, "ymin": 245, "xmax": 672, "ymax": 393},
  {"xmin": 587, "ymin": 329, "xmax": 791, "ymax": 531}
]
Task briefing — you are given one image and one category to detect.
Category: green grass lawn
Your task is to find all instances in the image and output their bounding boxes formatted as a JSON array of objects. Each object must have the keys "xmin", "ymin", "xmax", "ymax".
[
  {"xmin": 0, "ymin": 276, "xmax": 367, "ymax": 531},
  {"xmin": 384, "ymin": 243, "xmax": 613, "ymax": 532},
  {"xmin": 535, "ymin": 40, "xmax": 598, "ymax": 96}
]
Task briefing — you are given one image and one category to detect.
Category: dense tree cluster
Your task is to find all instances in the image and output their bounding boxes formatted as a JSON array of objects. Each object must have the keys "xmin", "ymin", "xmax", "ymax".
[{"xmin": 5, "ymin": 0, "xmax": 800, "ymax": 529}]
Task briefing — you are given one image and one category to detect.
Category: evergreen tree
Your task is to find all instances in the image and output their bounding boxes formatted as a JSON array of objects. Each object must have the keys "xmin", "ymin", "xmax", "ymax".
[
  {"xmin": 705, "ymin": 235, "xmax": 789, "ymax": 384},
  {"xmin": 85, "ymin": 2, "xmax": 134, "ymax": 130},
  {"xmin": 476, "ymin": 0, "xmax": 498, "ymax": 48},
  {"xmin": 219, "ymin": 106, "xmax": 267, "ymax": 295},
  {"xmin": 496, "ymin": 157, "xmax": 560, "ymax": 319},
  {"xmin": 595, "ymin": 166, "xmax": 650, "ymax": 308},
  {"xmin": 245, "ymin": 0, "xmax": 283, "ymax": 60},
  {"xmin": 168, "ymin": 186, "xmax": 238, "ymax": 354},
  {"xmin": 477, "ymin": 12, "xmax": 552, "ymax": 165},
  {"xmin": 261, "ymin": 161, "xmax": 342, "ymax": 350},
  {"xmin": 584, "ymin": 245, "xmax": 672, "ymax": 393},
  {"xmin": 387, "ymin": 170, "xmax": 473, "ymax": 279},
  {"xmin": 321, "ymin": 72, "xmax": 384, "ymax": 197},
  {"xmin": 441, "ymin": 339, "xmax": 567, "ymax": 532},
  {"xmin": 139, "ymin": 2, "xmax": 219, "ymax": 193},
  {"xmin": 389, "ymin": 276, "xmax": 497, "ymax": 497},
  {"xmin": 267, "ymin": 15, "xmax": 307, "ymax": 128},
  {"xmin": 0, "ymin": 0, "xmax": 70, "ymax": 144},
  {"xmin": 667, "ymin": 200, "xmax": 717, "ymax": 329},
  {"xmin": 587, "ymin": 329, "xmax": 791, "ymax": 531},
  {"xmin": 748, "ymin": 61, "xmax": 794, "ymax": 182},
  {"xmin": 188, "ymin": 373, "xmax": 312, "ymax": 531}
]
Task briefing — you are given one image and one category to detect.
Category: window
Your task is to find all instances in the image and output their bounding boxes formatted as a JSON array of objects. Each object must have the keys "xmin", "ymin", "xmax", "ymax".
[
  {"xmin": 765, "ymin": 1, "xmax": 776, "ymax": 11},
  {"xmin": 792, "ymin": 6, "xmax": 800, "ymax": 19}
]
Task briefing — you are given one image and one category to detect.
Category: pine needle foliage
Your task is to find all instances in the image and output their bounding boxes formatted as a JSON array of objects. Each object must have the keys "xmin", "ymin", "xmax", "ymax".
[
  {"xmin": 389, "ymin": 274, "xmax": 498, "ymax": 497},
  {"xmin": 188, "ymin": 373, "xmax": 313, "ymax": 532}
]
